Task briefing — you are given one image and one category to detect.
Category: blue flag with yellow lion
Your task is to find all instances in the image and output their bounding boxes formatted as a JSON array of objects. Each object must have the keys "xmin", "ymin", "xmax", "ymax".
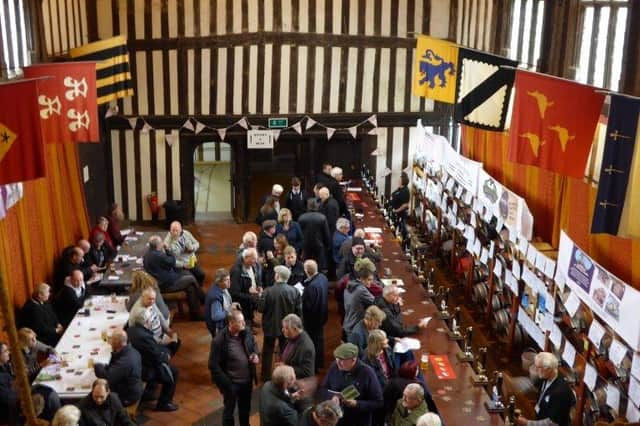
[{"xmin": 412, "ymin": 35, "xmax": 459, "ymax": 103}]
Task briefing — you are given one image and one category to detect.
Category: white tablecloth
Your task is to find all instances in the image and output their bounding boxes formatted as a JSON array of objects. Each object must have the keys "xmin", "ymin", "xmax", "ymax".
[{"xmin": 33, "ymin": 296, "xmax": 130, "ymax": 399}]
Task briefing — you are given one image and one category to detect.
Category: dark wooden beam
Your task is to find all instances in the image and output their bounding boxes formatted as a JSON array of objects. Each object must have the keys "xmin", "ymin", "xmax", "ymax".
[
  {"xmin": 105, "ymin": 111, "xmax": 444, "ymax": 131},
  {"xmin": 126, "ymin": 31, "xmax": 417, "ymax": 51}
]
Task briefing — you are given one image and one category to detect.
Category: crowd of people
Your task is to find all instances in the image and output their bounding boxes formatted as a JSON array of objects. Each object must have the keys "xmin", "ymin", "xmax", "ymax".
[{"xmin": 0, "ymin": 162, "xmax": 574, "ymax": 425}]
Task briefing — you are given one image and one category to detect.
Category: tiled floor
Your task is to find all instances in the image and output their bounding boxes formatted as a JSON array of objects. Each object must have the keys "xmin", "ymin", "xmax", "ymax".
[{"xmin": 136, "ymin": 221, "xmax": 344, "ymax": 425}]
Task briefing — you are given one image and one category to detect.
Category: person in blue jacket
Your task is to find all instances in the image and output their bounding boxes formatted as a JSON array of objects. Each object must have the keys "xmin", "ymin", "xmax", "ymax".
[{"xmin": 204, "ymin": 268, "xmax": 241, "ymax": 337}]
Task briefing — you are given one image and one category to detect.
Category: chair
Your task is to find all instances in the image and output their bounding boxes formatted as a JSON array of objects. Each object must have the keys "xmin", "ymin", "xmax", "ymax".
[{"xmin": 162, "ymin": 291, "xmax": 187, "ymax": 317}]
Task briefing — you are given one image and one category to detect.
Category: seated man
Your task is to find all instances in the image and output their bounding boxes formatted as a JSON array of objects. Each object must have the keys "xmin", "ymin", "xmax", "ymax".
[
  {"xmin": 318, "ymin": 343, "xmax": 383, "ymax": 426},
  {"xmin": 54, "ymin": 245, "xmax": 94, "ymax": 289},
  {"xmin": 129, "ymin": 287, "xmax": 180, "ymax": 355},
  {"xmin": 279, "ymin": 314, "xmax": 315, "ymax": 380},
  {"xmin": 18, "ymin": 327, "xmax": 55, "ymax": 382},
  {"xmin": 128, "ymin": 323, "xmax": 179, "ymax": 412},
  {"xmin": 283, "ymin": 246, "xmax": 305, "ymax": 286},
  {"xmin": 143, "ymin": 235, "xmax": 204, "ymax": 321},
  {"xmin": 164, "ymin": 221, "xmax": 205, "ymax": 285},
  {"xmin": 77, "ymin": 378, "xmax": 133, "ymax": 425},
  {"xmin": 259, "ymin": 365, "xmax": 303, "ymax": 426},
  {"xmin": 94, "ymin": 330, "xmax": 144, "ymax": 407},
  {"xmin": 20, "ymin": 283, "xmax": 64, "ymax": 346},
  {"xmin": 53, "ymin": 270, "xmax": 88, "ymax": 328},
  {"xmin": 389, "ymin": 383, "xmax": 429, "ymax": 426},
  {"xmin": 86, "ymin": 232, "xmax": 115, "ymax": 271}
]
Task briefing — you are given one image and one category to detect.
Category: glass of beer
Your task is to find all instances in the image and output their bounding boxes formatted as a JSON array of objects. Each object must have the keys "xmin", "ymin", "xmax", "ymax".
[
  {"xmin": 87, "ymin": 358, "xmax": 94, "ymax": 368},
  {"xmin": 420, "ymin": 353, "xmax": 430, "ymax": 371},
  {"xmin": 101, "ymin": 330, "xmax": 108, "ymax": 342}
]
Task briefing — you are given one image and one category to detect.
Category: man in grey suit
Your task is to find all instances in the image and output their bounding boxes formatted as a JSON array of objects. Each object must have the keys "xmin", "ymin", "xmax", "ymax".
[{"xmin": 279, "ymin": 314, "xmax": 315, "ymax": 379}]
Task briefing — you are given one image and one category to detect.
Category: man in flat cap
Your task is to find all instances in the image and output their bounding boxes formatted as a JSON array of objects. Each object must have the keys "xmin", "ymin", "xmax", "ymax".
[{"xmin": 318, "ymin": 343, "xmax": 383, "ymax": 426}]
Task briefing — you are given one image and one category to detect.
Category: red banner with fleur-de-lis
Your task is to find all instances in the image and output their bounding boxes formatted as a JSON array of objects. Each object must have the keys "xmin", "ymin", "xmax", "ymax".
[{"xmin": 23, "ymin": 62, "xmax": 99, "ymax": 144}]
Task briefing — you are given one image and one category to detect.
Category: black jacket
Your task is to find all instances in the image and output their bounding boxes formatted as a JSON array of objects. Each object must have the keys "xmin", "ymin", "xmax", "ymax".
[
  {"xmin": 142, "ymin": 249, "xmax": 182, "ymax": 290},
  {"xmin": 285, "ymin": 260, "xmax": 306, "ymax": 286},
  {"xmin": 281, "ymin": 331, "xmax": 315, "ymax": 379},
  {"xmin": 258, "ymin": 283, "xmax": 301, "ymax": 337},
  {"xmin": 55, "ymin": 257, "xmax": 92, "ymax": 290},
  {"xmin": 94, "ymin": 345, "xmax": 143, "ymax": 406},
  {"xmin": 319, "ymin": 198, "xmax": 340, "ymax": 234},
  {"xmin": 230, "ymin": 261, "xmax": 263, "ymax": 322},
  {"xmin": 209, "ymin": 327, "xmax": 259, "ymax": 391},
  {"xmin": 298, "ymin": 212, "xmax": 331, "ymax": 250},
  {"xmin": 535, "ymin": 376, "xmax": 575, "ymax": 426},
  {"xmin": 284, "ymin": 189, "xmax": 309, "ymax": 221},
  {"xmin": 20, "ymin": 299, "xmax": 60, "ymax": 346},
  {"xmin": 0, "ymin": 363, "xmax": 18, "ymax": 425},
  {"xmin": 127, "ymin": 325, "xmax": 173, "ymax": 383},
  {"xmin": 259, "ymin": 381, "xmax": 299, "ymax": 426},
  {"xmin": 87, "ymin": 244, "xmax": 115, "ymax": 269},
  {"xmin": 78, "ymin": 392, "xmax": 133, "ymax": 426},
  {"xmin": 258, "ymin": 231, "xmax": 276, "ymax": 257},
  {"xmin": 54, "ymin": 285, "xmax": 87, "ymax": 327},
  {"xmin": 301, "ymin": 273, "xmax": 329, "ymax": 331},
  {"xmin": 374, "ymin": 297, "xmax": 419, "ymax": 339}
]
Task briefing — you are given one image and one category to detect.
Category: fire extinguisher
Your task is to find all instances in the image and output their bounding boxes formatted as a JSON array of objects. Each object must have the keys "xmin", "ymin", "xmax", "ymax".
[{"xmin": 147, "ymin": 192, "xmax": 159, "ymax": 215}]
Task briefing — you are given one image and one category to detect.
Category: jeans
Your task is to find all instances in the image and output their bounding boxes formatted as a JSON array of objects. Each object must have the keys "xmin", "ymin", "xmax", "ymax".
[
  {"xmin": 261, "ymin": 335, "xmax": 287, "ymax": 381},
  {"xmin": 222, "ymin": 381, "xmax": 253, "ymax": 426}
]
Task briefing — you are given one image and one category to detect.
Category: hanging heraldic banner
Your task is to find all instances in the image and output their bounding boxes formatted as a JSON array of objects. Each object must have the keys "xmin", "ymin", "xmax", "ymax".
[
  {"xmin": 557, "ymin": 230, "xmax": 640, "ymax": 350},
  {"xmin": 247, "ymin": 130, "xmax": 274, "ymax": 149}
]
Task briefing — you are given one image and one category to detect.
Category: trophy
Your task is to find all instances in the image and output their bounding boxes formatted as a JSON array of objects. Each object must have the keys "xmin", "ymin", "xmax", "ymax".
[
  {"xmin": 484, "ymin": 372, "xmax": 506, "ymax": 413},
  {"xmin": 471, "ymin": 347, "xmax": 489, "ymax": 386},
  {"xmin": 447, "ymin": 307, "xmax": 463, "ymax": 340},
  {"xmin": 456, "ymin": 326, "xmax": 475, "ymax": 363},
  {"xmin": 437, "ymin": 287, "xmax": 450, "ymax": 320}
]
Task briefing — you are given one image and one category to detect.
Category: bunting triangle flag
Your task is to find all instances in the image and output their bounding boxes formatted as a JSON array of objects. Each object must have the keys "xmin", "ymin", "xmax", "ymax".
[
  {"xmin": 348, "ymin": 126, "xmax": 357, "ymax": 139},
  {"xmin": 217, "ymin": 128, "xmax": 227, "ymax": 141},
  {"xmin": 292, "ymin": 121, "xmax": 303, "ymax": 135},
  {"xmin": 591, "ymin": 95, "xmax": 640, "ymax": 238},
  {"xmin": 104, "ymin": 104, "xmax": 118, "ymax": 118},
  {"xmin": 412, "ymin": 35, "xmax": 459, "ymax": 103},
  {"xmin": 194, "ymin": 121, "xmax": 206, "ymax": 135},
  {"xmin": 507, "ymin": 70, "xmax": 605, "ymax": 178},
  {"xmin": 326, "ymin": 127, "xmax": 336, "ymax": 140},
  {"xmin": 454, "ymin": 48, "xmax": 517, "ymax": 131},
  {"xmin": 368, "ymin": 114, "xmax": 378, "ymax": 127},
  {"xmin": 306, "ymin": 117, "xmax": 317, "ymax": 130},
  {"xmin": 368, "ymin": 128, "xmax": 377, "ymax": 135},
  {"xmin": 165, "ymin": 133, "xmax": 178, "ymax": 147},
  {"xmin": 370, "ymin": 148, "xmax": 380, "ymax": 156},
  {"xmin": 128, "ymin": 117, "xmax": 138, "ymax": 130},
  {"xmin": 273, "ymin": 129, "xmax": 281, "ymax": 141},
  {"xmin": 182, "ymin": 119, "xmax": 194, "ymax": 131},
  {"xmin": 237, "ymin": 117, "xmax": 249, "ymax": 129},
  {"xmin": 141, "ymin": 122, "xmax": 152, "ymax": 134}
]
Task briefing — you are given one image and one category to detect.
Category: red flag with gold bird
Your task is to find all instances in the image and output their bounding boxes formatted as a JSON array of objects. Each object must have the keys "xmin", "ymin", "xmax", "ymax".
[
  {"xmin": 507, "ymin": 70, "xmax": 605, "ymax": 178},
  {"xmin": 0, "ymin": 79, "xmax": 46, "ymax": 185},
  {"xmin": 23, "ymin": 62, "xmax": 99, "ymax": 143}
]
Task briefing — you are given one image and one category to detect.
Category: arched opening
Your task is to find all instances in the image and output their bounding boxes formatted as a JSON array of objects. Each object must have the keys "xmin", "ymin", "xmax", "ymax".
[{"xmin": 193, "ymin": 141, "xmax": 233, "ymax": 221}]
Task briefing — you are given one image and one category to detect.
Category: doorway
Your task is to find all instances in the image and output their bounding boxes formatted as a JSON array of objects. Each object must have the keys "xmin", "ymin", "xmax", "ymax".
[{"xmin": 193, "ymin": 141, "xmax": 233, "ymax": 221}]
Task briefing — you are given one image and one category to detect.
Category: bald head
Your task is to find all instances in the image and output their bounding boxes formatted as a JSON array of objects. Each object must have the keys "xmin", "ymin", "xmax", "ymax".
[
  {"xmin": 68, "ymin": 270, "xmax": 84, "ymax": 288},
  {"xmin": 78, "ymin": 239, "xmax": 91, "ymax": 253},
  {"xmin": 169, "ymin": 221, "xmax": 182, "ymax": 237}
]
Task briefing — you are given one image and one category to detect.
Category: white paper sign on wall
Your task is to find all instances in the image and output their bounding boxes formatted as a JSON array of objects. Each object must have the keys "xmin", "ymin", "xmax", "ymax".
[{"xmin": 247, "ymin": 130, "xmax": 274, "ymax": 149}]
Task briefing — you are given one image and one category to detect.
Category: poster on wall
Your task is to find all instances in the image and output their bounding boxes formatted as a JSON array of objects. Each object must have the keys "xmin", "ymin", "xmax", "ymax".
[
  {"xmin": 477, "ymin": 169, "xmax": 534, "ymax": 240},
  {"xmin": 442, "ymin": 142, "xmax": 483, "ymax": 195},
  {"xmin": 557, "ymin": 231, "xmax": 640, "ymax": 350}
]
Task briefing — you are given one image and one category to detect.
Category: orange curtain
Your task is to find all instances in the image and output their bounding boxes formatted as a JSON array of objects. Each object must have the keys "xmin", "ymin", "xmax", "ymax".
[
  {"xmin": 0, "ymin": 143, "xmax": 89, "ymax": 313},
  {"xmin": 462, "ymin": 126, "xmax": 640, "ymax": 287}
]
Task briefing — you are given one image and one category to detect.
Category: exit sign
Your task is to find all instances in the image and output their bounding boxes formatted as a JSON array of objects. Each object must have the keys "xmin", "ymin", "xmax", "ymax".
[{"xmin": 268, "ymin": 118, "xmax": 288, "ymax": 128}]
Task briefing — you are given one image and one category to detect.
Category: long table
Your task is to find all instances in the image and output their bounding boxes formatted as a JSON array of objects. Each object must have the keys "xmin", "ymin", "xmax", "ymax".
[
  {"xmin": 348, "ymin": 187, "xmax": 504, "ymax": 425},
  {"xmin": 94, "ymin": 230, "xmax": 153, "ymax": 291},
  {"xmin": 32, "ymin": 296, "xmax": 130, "ymax": 399}
]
